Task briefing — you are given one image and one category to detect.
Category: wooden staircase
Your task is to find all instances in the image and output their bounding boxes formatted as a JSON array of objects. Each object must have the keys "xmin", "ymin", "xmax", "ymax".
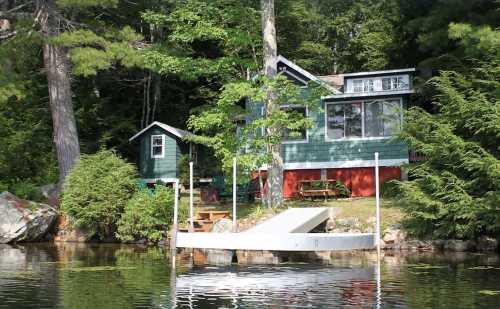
[{"xmin": 179, "ymin": 210, "xmax": 231, "ymax": 232}]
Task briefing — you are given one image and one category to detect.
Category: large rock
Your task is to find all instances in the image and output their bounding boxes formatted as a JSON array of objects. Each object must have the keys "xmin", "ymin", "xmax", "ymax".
[
  {"xmin": 0, "ymin": 192, "xmax": 58, "ymax": 243},
  {"xmin": 210, "ymin": 218, "xmax": 234, "ymax": 233},
  {"xmin": 383, "ymin": 228, "xmax": 407, "ymax": 244}
]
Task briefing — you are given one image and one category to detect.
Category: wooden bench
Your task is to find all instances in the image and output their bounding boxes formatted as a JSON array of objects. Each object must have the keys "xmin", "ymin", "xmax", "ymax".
[{"xmin": 298, "ymin": 179, "xmax": 340, "ymax": 201}]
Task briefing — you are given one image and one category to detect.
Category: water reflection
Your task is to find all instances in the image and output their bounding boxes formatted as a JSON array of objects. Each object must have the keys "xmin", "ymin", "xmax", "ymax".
[{"xmin": 0, "ymin": 244, "xmax": 499, "ymax": 309}]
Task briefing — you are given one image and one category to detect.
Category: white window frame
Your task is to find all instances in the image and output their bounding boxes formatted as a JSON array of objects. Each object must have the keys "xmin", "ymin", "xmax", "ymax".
[
  {"xmin": 151, "ymin": 134, "xmax": 165, "ymax": 159},
  {"xmin": 281, "ymin": 104, "xmax": 309, "ymax": 144},
  {"xmin": 382, "ymin": 76, "xmax": 408, "ymax": 91},
  {"xmin": 324, "ymin": 97, "xmax": 403, "ymax": 141},
  {"xmin": 352, "ymin": 79, "xmax": 363, "ymax": 92}
]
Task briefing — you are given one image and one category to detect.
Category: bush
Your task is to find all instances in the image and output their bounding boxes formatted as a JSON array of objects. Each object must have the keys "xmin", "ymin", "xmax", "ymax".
[
  {"xmin": 10, "ymin": 181, "xmax": 42, "ymax": 201},
  {"xmin": 381, "ymin": 180, "xmax": 399, "ymax": 198},
  {"xmin": 116, "ymin": 185, "xmax": 174, "ymax": 242},
  {"xmin": 60, "ymin": 150, "xmax": 138, "ymax": 239}
]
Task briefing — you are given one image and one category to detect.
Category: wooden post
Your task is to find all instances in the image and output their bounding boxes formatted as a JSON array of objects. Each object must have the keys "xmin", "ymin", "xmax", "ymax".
[
  {"xmin": 171, "ymin": 179, "xmax": 179, "ymax": 254},
  {"xmin": 374, "ymin": 152, "xmax": 381, "ymax": 254},
  {"xmin": 189, "ymin": 161, "xmax": 194, "ymax": 232},
  {"xmin": 233, "ymin": 157, "xmax": 237, "ymax": 232}
]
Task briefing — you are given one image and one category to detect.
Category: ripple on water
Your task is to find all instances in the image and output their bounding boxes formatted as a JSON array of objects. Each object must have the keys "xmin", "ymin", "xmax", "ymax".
[{"xmin": 0, "ymin": 244, "xmax": 499, "ymax": 309}]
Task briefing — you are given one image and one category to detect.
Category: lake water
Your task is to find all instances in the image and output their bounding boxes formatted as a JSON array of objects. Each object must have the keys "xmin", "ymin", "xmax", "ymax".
[{"xmin": 0, "ymin": 243, "xmax": 499, "ymax": 308}]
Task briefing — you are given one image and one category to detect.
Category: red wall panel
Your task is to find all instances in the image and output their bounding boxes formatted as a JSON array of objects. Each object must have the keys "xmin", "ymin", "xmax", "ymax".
[
  {"xmin": 282, "ymin": 167, "xmax": 402, "ymax": 198},
  {"xmin": 283, "ymin": 169, "xmax": 321, "ymax": 198}
]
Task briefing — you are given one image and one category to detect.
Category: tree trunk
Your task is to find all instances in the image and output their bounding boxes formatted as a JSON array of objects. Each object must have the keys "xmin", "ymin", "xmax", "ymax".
[
  {"xmin": 261, "ymin": 0, "xmax": 283, "ymax": 208},
  {"xmin": 38, "ymin": 0, "xmax": 80, "ymax": 191}
]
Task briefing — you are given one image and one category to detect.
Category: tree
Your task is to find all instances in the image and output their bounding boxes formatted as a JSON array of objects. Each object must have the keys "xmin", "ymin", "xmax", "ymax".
[
  {"xmin": 395, "ymin": 24, "xmax": 499, "ymax": 239},
  {"xmin": 1, "ymin": 1, "xmax": 145, "ymax": 191},
  {"xmin": 260, "ymin": 0, "xmax": 283, "ymax": 207},
  {"xmin": 37, "ymin": 0, "xmax": 80, "ymax": 189}
]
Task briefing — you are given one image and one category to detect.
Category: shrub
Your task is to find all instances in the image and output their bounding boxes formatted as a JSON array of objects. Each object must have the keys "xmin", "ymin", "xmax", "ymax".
[
  {"xmin": 381, "ymin": 180, "xmax": 399, "ymax": 198},
  {"xmin": 116, "ymin": 185, "xmax": 174, "ymax": 242},
  {"xmin": 10, "ymin": 181, "xmax": 42, "ymax": 201},
  {"xmin": 60, "ymin": 150, "xmax": 138, "ymax": 239}
]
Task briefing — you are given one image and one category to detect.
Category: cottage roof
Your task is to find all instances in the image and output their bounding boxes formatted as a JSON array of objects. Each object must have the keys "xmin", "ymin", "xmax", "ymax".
[
  {"xmin": 341, "ymin": 68, "xmax": 416, "ymax": 78},
  {"xmin": 318, "ymin": 74, "xmax": 344, "ymax": 90},
  {"xmin": 129, "ymin": 121, "xmax": 191, "ymax": 142},
  {"xmin": 277, "ymin": 55, "xmax": 342, "ymax": 95}
]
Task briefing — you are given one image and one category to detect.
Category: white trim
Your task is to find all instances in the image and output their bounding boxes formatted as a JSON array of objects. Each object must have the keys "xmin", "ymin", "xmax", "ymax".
[
  {"xmin": 277, "ymin": 55, "xmax": 342, "ymax": 94},
  {"xmin": 129, "ymin": 121, "xmax": 191, "ymax": 141},
  {"xmin": 280, "ymin": 69, "xmax": 309, "ymax": 85},
  {"xmin": 342, "ymin": 68, "xmax": 415, "ymax": 78},
  {"xmin": 142, "ymin": 178, "xmax": 179, "ymax": 184},
  {"xmin": 324, "ymin": 97, "xmax": 403, "ymax": 141},
  {"xmin": 151, "ymin": 134, "xmax": 165, "ymax": 159},
  {"xmin": 259, "ymin": 158, "xmax": 408, "ymax": 170},
  {"xmin": 322, "ymin": 89, "xmax": 414, "ymax": 100}
]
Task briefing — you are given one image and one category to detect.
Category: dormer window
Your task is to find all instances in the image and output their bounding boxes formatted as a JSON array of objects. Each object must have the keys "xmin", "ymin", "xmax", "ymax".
[
  {"xmin": 352, "ymin": 79, "xmax": 374, "ymax": 93},
  {"xmin": 382, "ymin": 76, "xmax": 408, "ymax": 90},
  {"xmin": 151, "ymin": 135, "xmax": 165, "ymax": 158}
]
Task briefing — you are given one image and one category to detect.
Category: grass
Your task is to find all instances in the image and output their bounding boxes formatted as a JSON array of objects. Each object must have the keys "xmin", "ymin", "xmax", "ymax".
[{"xmin": 179, "ymin": 191, "xmax": 404, "ymax": 231}]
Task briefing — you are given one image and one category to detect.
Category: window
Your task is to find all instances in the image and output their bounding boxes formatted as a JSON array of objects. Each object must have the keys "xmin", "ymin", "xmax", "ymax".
[
  {"xmin": 151, "ymin": 135, "xmax": 165, "ymax": 158},
  {"xmin": 352, "ymin": 79, "xmax": 374, "ymax": 93},
  {"xmin": 282, "ymin": 106, "xmax": 307, "ymax": 142},
  {"xmin": 364, "ymin": 99, "xmax": 401, "ymax": 137},
  {"xmin": 326, "ymin": 98, "xmax": 402, "ymax": 140},
  {"xmin": 326, "ymin": 102, "xmax": 362, "ymax": 139},
  {"xmin": 382, "ymin": 76, "xmax": 407, "ymax": 90},
  {"xmin": 353, "ymin": 80, "xmax": 363, "ymax": 92},
  {"xmin": 363, "ymin": 79, "xmax": 374, "ymax": 92}
]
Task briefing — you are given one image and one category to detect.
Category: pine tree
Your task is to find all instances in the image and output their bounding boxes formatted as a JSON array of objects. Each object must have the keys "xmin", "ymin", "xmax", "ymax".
[{"xmin": 396, "ymin": 23, "xmax": 500, "ymax": 239}]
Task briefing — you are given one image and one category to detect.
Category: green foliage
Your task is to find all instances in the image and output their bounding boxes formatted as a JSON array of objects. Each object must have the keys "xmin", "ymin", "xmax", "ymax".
[
  {"xmin": 381, "ymin": 180, "xmax": 400, "ymax": 198},
  {"xmin": 60, "ymin": 150, "xmax": 138, "ymax": 239},
  {"xmin": 10, "ymin": 181, "xmax": 42, "ymax": 201},
  {"xmin": 187, "ymin": 75, "xmax": 329, "ymax": 178},
  {"xmin": 395, "ymin": 46, "xmax": 499, "ymax": 239},
  {"xmin": 116, "ymin": 185, "xmax": 174, "ymax": 242}
]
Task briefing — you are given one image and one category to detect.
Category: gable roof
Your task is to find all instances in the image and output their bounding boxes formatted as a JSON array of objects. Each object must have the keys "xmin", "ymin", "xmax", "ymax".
[
  {"xmin": 277, "ymin": 55, "xmax": 341, "ymax": 94},
  {"xmin": 129, "ymin": 121, "xmax": 191, "ymax": 142}
]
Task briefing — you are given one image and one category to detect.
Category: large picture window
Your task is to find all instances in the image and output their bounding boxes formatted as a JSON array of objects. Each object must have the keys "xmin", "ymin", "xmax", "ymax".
[
  {"xmin": 326, "ymin": 98, "xmax": 402, "ymax": 140},
  {"xmin": 151, "ymin": 135, "xmax": 165, "ymax": 158},
  {"xmin": 364, "ymin": 99, "xmax": 401, "ymax": 137},
  {"xmin": 326, "ymin": 102, "xmax": 362, "ymax": 139},
  {"xmin": 282, "ymin": 106, "xmax": 307, "ymax": 142}
]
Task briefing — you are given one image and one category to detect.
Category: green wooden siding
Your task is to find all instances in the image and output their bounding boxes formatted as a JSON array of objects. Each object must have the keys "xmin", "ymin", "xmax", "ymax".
[
  {"xmin": 282, "ymin": 99, "xmax": 408, "ymax": 163},
  {"xmin": 138, "ymin": 127, "xmax": 181, "ymax": 179},
  {"xmin": 248, "ymin": 96, "xmax": 409, "ymax": 165}
]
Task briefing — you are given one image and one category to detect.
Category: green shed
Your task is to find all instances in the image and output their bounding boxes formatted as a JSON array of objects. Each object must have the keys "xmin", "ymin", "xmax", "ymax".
[{"xmin": 129, "ymin": 121, "xmax": 195, "ymax": 184}]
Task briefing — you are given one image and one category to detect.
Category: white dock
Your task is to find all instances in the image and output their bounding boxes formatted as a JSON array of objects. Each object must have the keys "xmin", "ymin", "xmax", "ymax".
[
  {"xmin": 175, "ymin": 207, "xmax": 375, "ymax": 252},
  {"xmin": 245, "ymin": 207, "xmax": 331, "ymax": 233},
  {"xmin": 176, "ymin": 232, "xmax": 374, "ymax": 251}
]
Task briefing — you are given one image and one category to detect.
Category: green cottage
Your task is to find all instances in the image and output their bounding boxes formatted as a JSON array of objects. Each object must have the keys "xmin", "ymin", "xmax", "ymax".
[{"xmin": 129, "ymin": 121, "xmax": 196, "ymax": 184}]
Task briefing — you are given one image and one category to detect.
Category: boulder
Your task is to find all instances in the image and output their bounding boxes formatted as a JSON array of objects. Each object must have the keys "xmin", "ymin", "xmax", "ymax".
[
  {"xmin": 210, "ymin": 218, "xmax": 234, "ymax": 233},
  {"xmin": 0, "ymin": 192, "xmax": 58, "ymax": 243},
  {"xmin": 443, "ymin": 239, "xmax": 470, "ymax": 252},
  {"xmin": 476, "ymin": 237, "xmax": 498, "ymax": 252},
  {"xmin": 383, "ymin": 228, "xmax": 407, "ymax": 244}
]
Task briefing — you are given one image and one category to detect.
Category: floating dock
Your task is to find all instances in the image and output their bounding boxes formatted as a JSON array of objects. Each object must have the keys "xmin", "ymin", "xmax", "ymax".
[{"xmin": 175, "ymin": 207, "xmax": 375, "ymax": 252}]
